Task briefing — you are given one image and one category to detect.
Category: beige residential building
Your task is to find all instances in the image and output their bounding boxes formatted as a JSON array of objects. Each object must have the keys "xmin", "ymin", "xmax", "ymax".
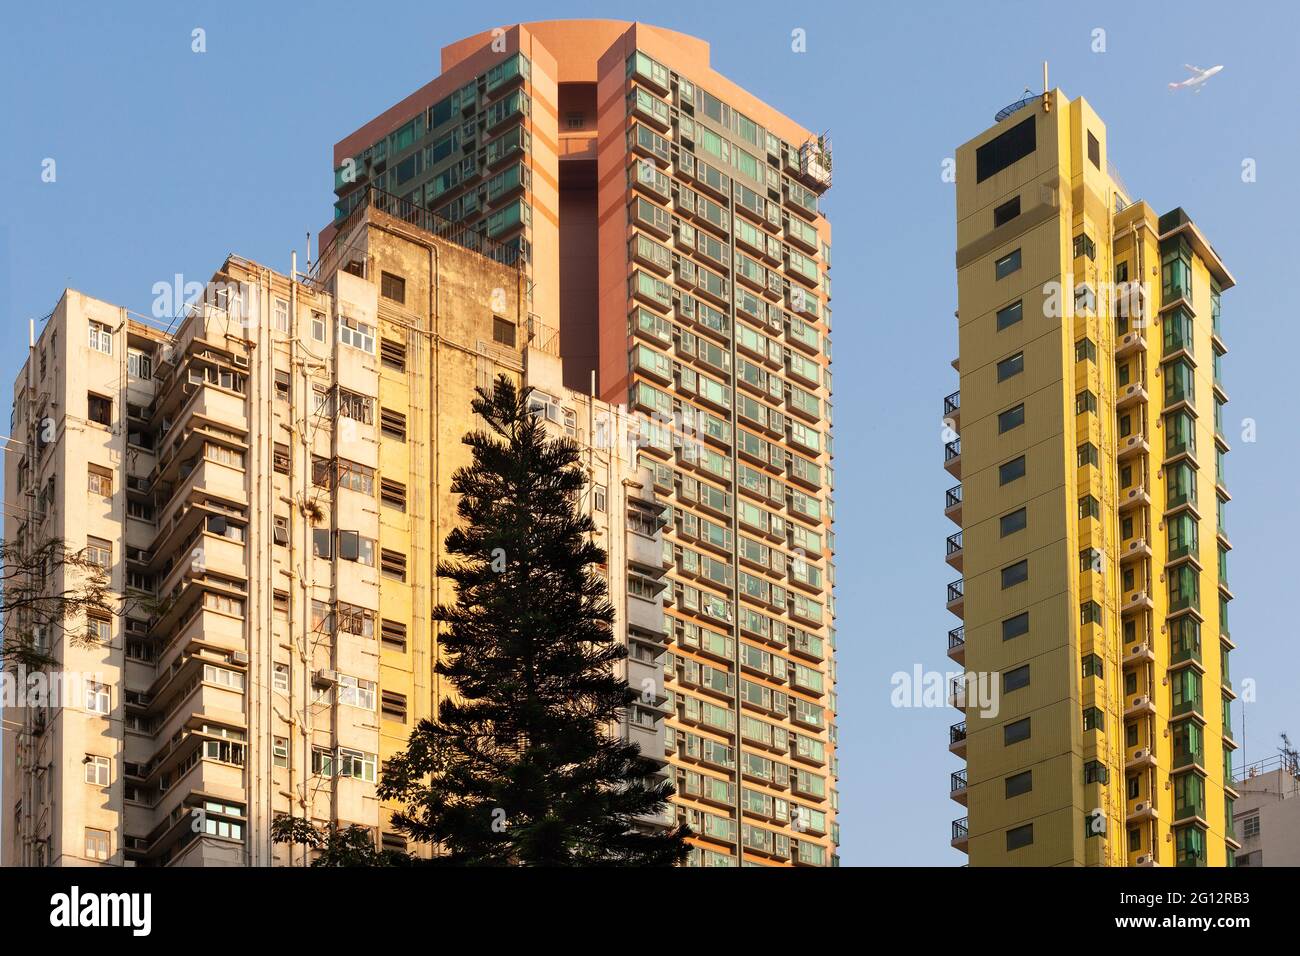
[
  {"xmin": 2, "ymin": 196, "xmax": 668, "ymax": 866},
  {"xmin": 1232, "ymin": 753, "xmax": 1300, "ymax": 867}
]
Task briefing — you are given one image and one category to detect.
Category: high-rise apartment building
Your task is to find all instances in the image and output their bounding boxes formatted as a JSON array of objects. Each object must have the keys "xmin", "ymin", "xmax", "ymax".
[
  {"xmin": 2, "ymin": 198, "xmax": 670, "ymax": 865},
  {"xmin": 946, "ymin": 90, "xmax": 1237, "ymax": 866},
  {"xmin": 329, "ymin": 20, "xmax": 838, "ymax": 866}
]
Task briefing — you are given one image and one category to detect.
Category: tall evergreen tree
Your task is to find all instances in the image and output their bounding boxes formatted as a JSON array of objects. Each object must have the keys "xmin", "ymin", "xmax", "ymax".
[{"xmin": 379, "ymin": 376, "xmax": 690, "ymax": 866}]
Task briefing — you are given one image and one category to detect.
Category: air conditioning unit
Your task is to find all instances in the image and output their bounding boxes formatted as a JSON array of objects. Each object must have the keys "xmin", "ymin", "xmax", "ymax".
[
  {"xmin": 1131, "ymin": 695, "xmax": 1151, "ymax": 709},
  {"xmin": 312, "ymin": 669, "xmax": 339, "ymax": 688},
  {"xmin": 232, "ymin": 354, "xmax": 249, "ymax": 368},
  {"xmin": 1136, "ymin": 854, "xmax": 1153, "ymax": 866},
  {"xmin": 1135, "ymin": 801, "xmax": 1150, "ymax": 814},
  {"xmin": 1127, "ymin": 538, "xmax": 1146, "ymax": 552},
  {"xmin": 230, "ymin": 651, "xmax": 249, "ymax": 666},
  {"xmin": 1133, "ymin": 748, "xmax": 1151, "ymax": 761},
  {"xmin": 1129, "ymin": 642, "xmax": 1150, "ymax": 657}
]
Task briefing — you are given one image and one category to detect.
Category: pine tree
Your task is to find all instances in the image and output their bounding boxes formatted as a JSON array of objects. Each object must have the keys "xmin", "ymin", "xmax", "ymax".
[{"xmin": 379, "ymin": 376, "xmax": 690, "ymax": 866}]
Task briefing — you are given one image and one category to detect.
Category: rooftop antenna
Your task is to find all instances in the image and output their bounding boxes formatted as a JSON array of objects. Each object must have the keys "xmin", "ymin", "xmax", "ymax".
[{"xmin": 1041, "ymin": 61, "xmax": 1051, "ymax": 112}]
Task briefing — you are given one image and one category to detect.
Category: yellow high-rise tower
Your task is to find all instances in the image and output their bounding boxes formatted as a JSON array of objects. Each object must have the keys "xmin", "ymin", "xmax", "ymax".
[{"xmin": 946, "ymin": 89, "xmax": 1237, "ymax": 866}]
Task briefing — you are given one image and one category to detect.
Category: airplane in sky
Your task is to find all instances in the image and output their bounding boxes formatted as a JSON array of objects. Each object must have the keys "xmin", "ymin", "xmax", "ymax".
[{"xmin": 1169, "ymin": 64, "xmax": 1223, "ymax": 92}]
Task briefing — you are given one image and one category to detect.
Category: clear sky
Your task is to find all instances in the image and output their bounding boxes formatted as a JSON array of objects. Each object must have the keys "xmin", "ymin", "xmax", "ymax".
[{"xmin": 2, "ymin": 0, "xmax": 1297, "ymax": 866}]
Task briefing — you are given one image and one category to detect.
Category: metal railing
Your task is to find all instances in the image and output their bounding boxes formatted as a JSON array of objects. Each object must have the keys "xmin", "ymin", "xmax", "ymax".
[
  {"xmin": 947, "ymin": 579, "xmax": 964, "ymax": 603},
  {"xmin": 944, "ymin": 390, "xmax": 961, "ymax": 417},
  {"xmin": 950, "ymin": 721, "xmax": 967, "ymax": 745},
  {"xmin": 945, "ymin": 484, "xmax": 962, "ymax": 510},
  {"xmin": 946, "ymin": 531, "xmax": 963, "ymax": 555},
  {"xmin": 944, "ymin": 438, "xmax": 961, "ymax": 462},
  {"xmin": 951, "ymin": 769, "xmax": 968, "ymax": 793},
  {"xmin": 952, "ymin": 817, "xmax": 969, "ymax": 841},
  {"xmin": 948, "ymin": 625, "xmax": 965, "ymax": 649}
]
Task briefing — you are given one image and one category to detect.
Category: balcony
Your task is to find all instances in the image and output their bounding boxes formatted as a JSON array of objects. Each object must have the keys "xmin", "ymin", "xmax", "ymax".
[
  {"xmin": 1123, "ymin": 642, "xmax": 1156, "ymax": 667},
  {"xmin": 1121, "ymin": 589, "xmax": 1154, "ymax": 615},
  {"xmin": 1119, "ymin": 485, "xmax": 1151, "ymax": 511},
  {"xmin": 944, "ymin": 484, "xmax": 963, "ymax": 525},
  {"xmin": 951, "ymin": 817, "xmax": 969, "ymax": 852},
  {"xmin": 943, "ymin": 438, "xmax": 961, "ymax": 479},
  {"xmin": 1117, "ymin": 433, "xmax": 1149, "ymax": 460},
  {"xmin": 943, "ymin": 390, "xmax": 961, "ymax": 431},
  {"xmin": 1122, "ymin": 536, "xmax": 1152, "ymax": 562},
  {"xmin": 947, "ymin": 625, "xmax": 966, "ymax": 665},
  {"xmin": 946, "ymin": 578, "xmax": 964, "ymax": 619},
  {"xmin": 945, "ymin": 531, "xmax": 963, "ymax": 572},
  {"xmin": 950, "ymin": 769, "xmax": 968, "ymax": 805},
  {"xmin": 1115, "ymin": 329, "xmax": 1147, "ymax": 358},
  {"xmin": 948, "ymin": 675, "xmax": 967, "ymax": 710},
  {"xmin": 1126, "ymin": 802, "xmax": 1159, "ymax": 825},
  {"xmin": 1116, "ymin": 382, "xmax": 1149, "ymax": 409},
  {"xmin": 949, "ymin": 721, "xmax": 967, "ymax": 756},
  {"xmin": 1125, "ymin": 694, "xmax": 1157, "ymax": 719},
  {"xmin": 1126, "ymin": 747, "xmax": 1158, "ymax": 772}
]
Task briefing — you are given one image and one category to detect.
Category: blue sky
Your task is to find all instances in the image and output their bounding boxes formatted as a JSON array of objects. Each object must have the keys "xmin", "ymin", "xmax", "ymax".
[{"xmin": 3, "ymin": 1, "xmax": 1297, "ymax": 866}]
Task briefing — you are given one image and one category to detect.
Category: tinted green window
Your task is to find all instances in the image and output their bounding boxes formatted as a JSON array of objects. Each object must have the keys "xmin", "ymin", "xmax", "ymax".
[
  {"xmin": 999, "ymin": 455, "xmax": 1026, "ymax": 484},
  {"xmin": 996, "ymin": 300, "xmax": 1023, "ymax": 330},
  {"xmin": 1000, "ymin": 508, "xmax": 1027, "ymax": 536},
  {"xmin": 998, "ymin": 403, "xmax": 1025, "ymax": 432}
]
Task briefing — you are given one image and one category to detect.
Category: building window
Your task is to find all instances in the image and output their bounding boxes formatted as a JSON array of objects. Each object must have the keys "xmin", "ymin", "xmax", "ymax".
[
  {"xmin": 86, "ymin": 680, "xmax": 110, "ymax": 715},
  {"xmin": 339, "ymin": 315, "xmax": 376, "ymax": 353},
  {"xmin": 380, "ymin": 407, "xmax": 407, "ymax": 441},
  {"xmin": 273, "ymin": 663, "xmax": 289, "ymax": 693},
  {"xmin": 997, "ymin": 403, "xmax": 1025, "ymax": 433},
  {"xmin": 999, "ymin": 455, "xmax": 1026, "ymax": 485},
  {"xmin": 994, "ymin": 249, "xmax": 1022, "ymax": 280},
  {"xmin": 275, "ymin": 370, "xmax": 291, "ymax": 402},
  {"xmin": 1087, "ymin": 131, "xmax": 1101, "ymax": 169},
  {"xmin": 993, "ymin": 195, "xmax": 1021, "ymax": 228},
  {"xmin": 381, "ymin": 549, "xmax": 407, "ymax": 581},
  {"xmin": 380, "ymin": 478, "xmax": 407, "ymax": 511},
  {"xmin": 1242, "ymin": 815, "xmax": 1260, "ymax": 839},
  {"xmin": 1006, "ymin": 822, "xmax": 1034, "ymax": 850},
  {"xmin": 381, "ymin": 619, "xmax": 408, "ymax": 651},
  {"xmin": 1000, "ymin": 508, "xmax": 1027, "ymax": 537},
  {"xmin": 84, "ymin": 754, "xmax": 110, "ymax": 786},
  {"xmin": 995, "ymin": 300, "xmax": 1023, "ymax": 330},
  {"xmin": 1005, "ymin": 769, "xmax": 1032, "ymax": 797},
  {"xmin": 1004, "ymin": 717, "xmax": 1031, "ymax": 745},
  {"xmin": 1077, "ymin": 442, "xmax": 1099, "ymax": 468},
  {"xmin": 492, "ymin": 316, "xmax": 517, "ymax": 347},
  {"xmin": 1079, "ymin": 495, "xmax": 1100, "ymax": 520},
  {"xmin": 1003, "ymin": 664, "xmax": 1030, "ymax": 692},
  {"xmin": 996, "ymin": 352, "xmax": 1024, "ymax": 382},
  {"xmin": 87, "ymin": 393, "xmax": 112, "ymax": 426},
  {"xmin": 337, "ymin": 675, "xmax": 377, "ymax": 710},
  {"xmin": 84, "ymin": 537, "xmax": 112, "ymax": 570},
  {"xmin": 380, "ymin": 337, "xmax": 406, "ymax": 371},
  {"xmin": 1075, "ymin": 338, "xmax": 1097, "ymax": 363},
  {"xmin": 382, "ymin": 690, "xmax": 408, "ymax": 723},
  {"xmin": 312, "ymin": 528, "xmax": 331, "ymax": 559},
  {"xmin": 84, "ymin": 828, "xmax": 110, "ymax": 861},
  {"xmin": 1002, "ymin": 611, "xmax": 1029, "ymax": 641},
  {"xmin": 87, "ymin": 464, "xmax": 113, "ymax": 497},
  {"xmin": 274, "ymin": 298, "xmax": 290, "ymax": 333},
  {"xmin": 380, "ymin": 271, "xmax": 406, "ymax": 304},
  {"xmin": 88, "ymin": 321, "xmax": 113, "ymax": 354},
  {"xmin": 273, "ymin": 737, "xmax": 289, "ymax": 768},
  {"xmin": 976, "ymin": 116, "xmax": 1036, "ymax": 182},
  {"xmin": 311, "ymin": 311, "xmax": 327, "ymax": 342},
  {"xmin": 127, "ymin": 348, "xmax": 152, "ymax": 380},
  {"xmin": 273, "ymin": 442, "xmax": 291, "ymax": 475},
  {"xmin": 1001, "ymin": 560, "xmax": 1028, "ymax": 589}
]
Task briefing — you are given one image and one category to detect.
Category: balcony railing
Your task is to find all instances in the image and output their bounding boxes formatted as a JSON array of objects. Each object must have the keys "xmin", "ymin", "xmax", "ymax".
[
  {"xmin": 950, "ymin": 721, "xmax": 967, "ymax": 745},
  {"xmin": 952, "ymin": 817, "xmax": 969, "ymax": 841},
  {"xmin": 944, "ymin": 390, "xmax": 961, "ymax": 417},
  {"xmin": 947, "ymin": 579, "xmax": 964, "ymax": 603},
  {"xmin": 945, "ymin": 484, "xmax": 962, "ymax": 509},
  {"xmin": 950, "ymin": 769, "xmax": 968, "ymax": 793},
  {"xmin": 946, "ymin": 531, "xmax": 963, "ymax": 556},
  {"xmin": 948, "ymin": 625, "xmax": 965, "ymax": 649},
  {"xmin": 944, "ymin": 438, "xmax": 961, "ymax": 462}
]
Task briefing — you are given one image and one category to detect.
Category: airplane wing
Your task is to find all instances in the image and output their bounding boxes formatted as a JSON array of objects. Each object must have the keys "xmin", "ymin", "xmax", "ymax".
[{"xmin": 1185, "ymin": 64, "xmax": 1204, "ymax": 75}]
